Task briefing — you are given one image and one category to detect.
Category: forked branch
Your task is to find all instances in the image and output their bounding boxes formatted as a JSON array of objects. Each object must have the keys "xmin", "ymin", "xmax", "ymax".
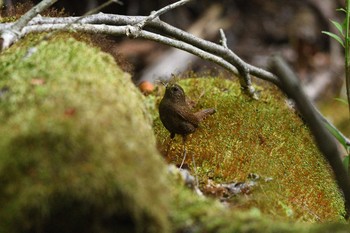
[
  {"xmin": 0, "ymin": 0, "xmax": 280, "ymax": 97},
  {"xmin": 0, "ymin": 0, "xmax": 58, "ymax": 50}
]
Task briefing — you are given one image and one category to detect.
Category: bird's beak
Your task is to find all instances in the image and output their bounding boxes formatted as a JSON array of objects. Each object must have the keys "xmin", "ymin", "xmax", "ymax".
[{"xmin": 154, "ymin": 80, "xmax": 168, "ymax": 87}]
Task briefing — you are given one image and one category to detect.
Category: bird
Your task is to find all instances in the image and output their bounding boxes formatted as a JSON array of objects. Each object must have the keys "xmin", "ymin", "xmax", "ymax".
[{"xmin": 158, "ymin": 83, "xmax": 216, "ymax": 169}]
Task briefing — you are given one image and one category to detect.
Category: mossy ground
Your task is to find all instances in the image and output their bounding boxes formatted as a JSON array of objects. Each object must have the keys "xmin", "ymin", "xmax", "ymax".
[
  {"xmin": 0, "ymin": 34, "xmax": 169, "ymax": 233},
  {"xmin": 151, "ymin": 77, "xmax": 346, "ymax": 222},
  {"xmin": 0, "ymin": 31, "xmax": 349, "ymax": 232}
]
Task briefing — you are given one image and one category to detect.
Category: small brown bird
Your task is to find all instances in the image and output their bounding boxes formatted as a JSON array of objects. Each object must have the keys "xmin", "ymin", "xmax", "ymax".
[{"xmin": 159, "ymin": 83, "xmax": 216, "ymax": 168}]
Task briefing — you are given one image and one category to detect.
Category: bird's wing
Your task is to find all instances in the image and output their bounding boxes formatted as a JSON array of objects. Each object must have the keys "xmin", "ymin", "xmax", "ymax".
[{"xmin": 176, "ymin": 107, "xmax": 200, "ymax": 127}]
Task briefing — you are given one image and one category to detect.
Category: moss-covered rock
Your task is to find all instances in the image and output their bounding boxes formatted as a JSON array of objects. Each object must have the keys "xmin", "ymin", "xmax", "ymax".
[
  {"xmin": 1, "ymin": 32, "xmax": 349, "ymax": 233},
  {"xmin": 0, "ymin": 35, "xmax": 170, "ymax": 233},
  {"xmin": 167, "ymin": 167, "xmax": 349, "ymax": 233},
  {"xmin": 152, "ymin": 78, "xmax": 346, "ymax": 222}
]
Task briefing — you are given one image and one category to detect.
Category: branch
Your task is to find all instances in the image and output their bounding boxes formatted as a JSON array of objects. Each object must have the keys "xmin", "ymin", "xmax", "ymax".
[
  {"xmin": 5, "ymin": 14, "xmax": 280, "ymax": 97},
  {"xmin": 83, "ymin": 0, "xmax": 123, "ymax": 16},
  {"xmin": 219, "ymin": 28, "xmax": 228, "ymax": 48},
  {"xmin": 22, "ymin": 23, "xmax": 240, "ymax": 76},
  {"xmin": 269, "ymin": 56, "xmax": 350, "ymax": 217},
  {"xmin": 0, "ymin": 0, "xmax": 58, "ymax": 50},
  {"xmin": 139, "ymin": 4, "xmax": 228, "ymax": 83},
  {"xmin": 136, "ymin": 0, "xmax": 193, "ymax": 29},
  {"xmin": 2, "ymin": 11, "xmax": 281, "ymax": 88}
]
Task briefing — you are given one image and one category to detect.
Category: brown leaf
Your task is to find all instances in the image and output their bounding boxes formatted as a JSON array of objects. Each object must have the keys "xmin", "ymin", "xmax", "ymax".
[
  {"xmin": 64, "ymin": 108, "xmax": 76, "ymax": 116},
  {"xmin": 30, "ymin": 78, "xmax": 45, "ymax": 86}
]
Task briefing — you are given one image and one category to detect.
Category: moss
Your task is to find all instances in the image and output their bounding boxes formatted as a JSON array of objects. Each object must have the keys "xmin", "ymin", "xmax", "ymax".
[
  {"xmin": 1, "ymin": 32, "xmax": 349, "ymax": 232},
  {"xmin": 0, "ymin": 34, "xmax": 169, "ymax": 233},
  {"xmin": 152, "ymin": 78, "xmax": 346, "ymax": 223},
  {"xmin": 167, "ymin": 169, "xmax": 349, "ymax": 233}
]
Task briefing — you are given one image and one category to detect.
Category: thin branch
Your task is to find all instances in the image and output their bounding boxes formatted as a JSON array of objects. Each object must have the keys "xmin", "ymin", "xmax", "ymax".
[
  {"xmin": 22, "ymin": 23, "xmax": 240, "ymax": 76},
  {"xmin": 0, "ymin": 0, "xmax": 58, "ymax": 50},
  {"xmin": 6, "ymin": 0, "xmax": 123, "ymax": 61},
  {"xmin": 83, "ymin": 0, "xmax": 123, "ymax": 16},
  {"xmin": 10, "ymin": 15, "xmax": 271, "ymax": 97},
  {"xmin": 136, "ymin": 0, "xmax": 193, "ymax": 29},
  {"xmin": 41, "ymin": 0, "xmax": 121, "ymax": 40},
  {"xmin": 10, "ymin": 0, "xmax": 57, "ymax": 32},
  {"xmin": 4, "ymin": 13, "xmax": 280, "ymax": 87},
  {"xmin": 219, "ymin": 28, "xmax": 228, "ymax": 48}
]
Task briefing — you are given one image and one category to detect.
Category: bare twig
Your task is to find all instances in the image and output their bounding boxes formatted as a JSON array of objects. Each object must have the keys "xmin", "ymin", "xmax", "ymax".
[
  {"xmin": 44, "ymin": 0, "xmax": 121, "ymax": 40},
  {"xmin": 126, "ymin": 0, "xmax": 192, "ymax": 42},
  {"xmin": 0, "ymin": 10, "xmax": 281, "ymax": 89},
  {"xmin": 8, "ymin": 0, "xmax": 122, "ymax": 60},
  {"xmin": 140, "ymin": 4, "xmax": 229, "ymax": 83},
  {"xmin": 219, "ymin": 28, "xmax": 228, "ymax": 48},
  {"xmin": 83, "ymin": 0, "xmax": 123, "ymax": 16},
  {"xmin": 22, "ymin": 23, "xmax": 240, "ymax": 77},
  {"xmin": 124, "ymin": 0, "xmax": 258, "ymax": 97},
  {"xmin": 136, "ymin": 0, "xmax": 193, "ymax": 29},
  {"xmin": 0, "ymin": 0, "xmax": 57, "ymax": 50},
  {"xmin": 6, "ymin": 18, "xmax": 267, "ymax": 97}
]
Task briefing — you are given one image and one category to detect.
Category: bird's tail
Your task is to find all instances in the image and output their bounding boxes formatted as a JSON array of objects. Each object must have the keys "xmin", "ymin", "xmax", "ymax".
[{"xmin": 194, "ymin": 108, "xmax": 216, "ymax": 121}]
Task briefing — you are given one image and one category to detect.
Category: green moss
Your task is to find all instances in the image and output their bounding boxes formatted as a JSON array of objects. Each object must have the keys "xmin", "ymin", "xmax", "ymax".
[
  {"xmin": 0, "ymin": 35, "xmax": 169, "ymax": 233},
  {"xmin": 152, "ymin": 78, "xmax": 345, "ymax": 222},
  {"xmin": 167, "ymin": 168, "xmax": 349, "ymax": 233},
  {"xmin": 1, "ymin": 32, "xmax": 348, "ymax": 232}
]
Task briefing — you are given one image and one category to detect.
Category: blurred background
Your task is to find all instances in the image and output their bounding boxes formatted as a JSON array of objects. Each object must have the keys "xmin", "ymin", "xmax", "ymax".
[{"xmin": 1, "ymin": 0, "xmax": 349, "ymax": 135}]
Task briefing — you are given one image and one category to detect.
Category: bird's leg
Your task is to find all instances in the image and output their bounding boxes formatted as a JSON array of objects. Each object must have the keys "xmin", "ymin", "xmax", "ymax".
[
  {"xmin": 179, "ymin": 135, "xmax": 187, "ymax": 169},
  {"xmin": 179, "ymin": 135, "xmax": 199, "ymax": 187},
  {"xmin": 165, "ymin": 133, "xmax": 175, "ymax": 156},
  {"xmin": 191, "ymin": 151, "xmax": 199, "ymax": 187}
]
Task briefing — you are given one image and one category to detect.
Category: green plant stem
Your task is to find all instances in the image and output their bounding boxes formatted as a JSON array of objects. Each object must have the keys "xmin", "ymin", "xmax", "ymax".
[{"xmin": 346, "ymin": 0, "xmax": 350, "ymax": 117}]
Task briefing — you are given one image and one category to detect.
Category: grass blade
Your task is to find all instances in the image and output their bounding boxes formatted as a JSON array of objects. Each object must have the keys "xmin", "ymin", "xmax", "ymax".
[
  {"xmin": 334, "ymin": 97, "xmax": 349, "ymax": 105},
  {"xmin": 337, "ymin": 8, "xmax": 347, "ymax": 13},
  {"xmin": 331, "ymin": 20, "xmax": 345, "ymax": 36},
  {"xmin": 344, "ymin": 155, "xmax": 350, "ymax": 173},
  {"xmin": 324, "ymin": 120, "xmax": 348, "ymax": 149},
  {"xmin": 322, "ymin": 31, "xmax": 345, "ymax": 47}
]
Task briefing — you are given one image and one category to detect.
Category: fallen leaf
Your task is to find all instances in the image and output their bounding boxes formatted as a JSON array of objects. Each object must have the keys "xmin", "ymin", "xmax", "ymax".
[{"xmin": 30, "ymin": 78, "xmax": 45, "ymax": 86}]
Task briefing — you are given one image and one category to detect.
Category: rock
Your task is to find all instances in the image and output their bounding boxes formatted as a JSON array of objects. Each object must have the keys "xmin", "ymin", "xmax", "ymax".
[
  {"xmin": 0, "ymin": 35, "xmax": 169, "ymax": 233},
  {"xmin": 153, "ymin": 78, "xmax": 345, "ymax": 222}
]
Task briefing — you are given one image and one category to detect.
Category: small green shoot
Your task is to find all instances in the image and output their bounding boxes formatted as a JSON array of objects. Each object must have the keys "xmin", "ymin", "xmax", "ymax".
[
  {"xmin": 322, "ymin": 17, "xmax": 346, "ymax": 47},
  {"xmin": 334, "ymin": 98, "xmax": 349, "ymax": 105},
  {"xmin": 344, "ymin": 156, "xmax": 350, "ymax": 173},
  {"xmin": 322, "ymin": 31, "xmax": 344, "ymax": 48},
  {"xmin": 323, "ymin": 111, "xmax": 350, "ymax": 172},
  {"xmin": 322, "ymin": 2, "xmax": 350, "ymax": 172}
]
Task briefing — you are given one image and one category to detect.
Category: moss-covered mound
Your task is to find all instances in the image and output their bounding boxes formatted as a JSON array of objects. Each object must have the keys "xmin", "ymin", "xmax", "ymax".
[
  {"xmin": 0, "ymin": 35, "xmax": 169, "ymax": 233},
  {"xmin": 153, "ymin": 78, "xmax": 345, "ymax": 222},
  {"xmin": 1, "ymin": 32, "xmax": 349, "ymax": 233}
]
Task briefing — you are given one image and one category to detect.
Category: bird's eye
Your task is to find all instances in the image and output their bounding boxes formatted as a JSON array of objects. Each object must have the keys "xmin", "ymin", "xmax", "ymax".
[{"xmin": 172, "ymin": 87, "xmax": 179, "ymax": 92}]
